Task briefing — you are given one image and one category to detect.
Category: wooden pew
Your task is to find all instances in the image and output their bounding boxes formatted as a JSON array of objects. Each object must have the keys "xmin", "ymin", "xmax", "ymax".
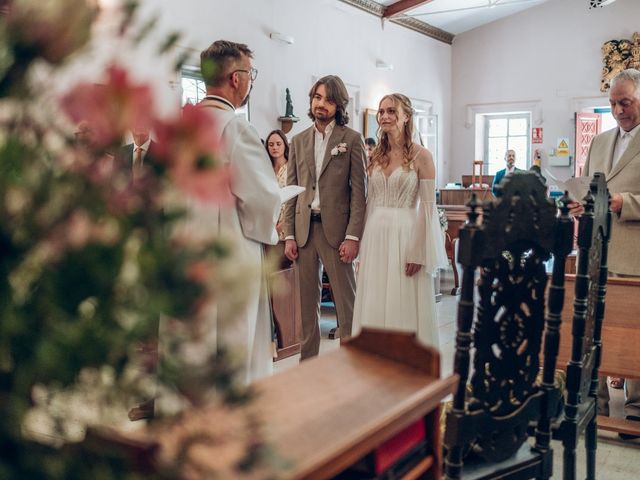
[
  {"xmin": 557, "ymin": 274, "xmax": 640, "ymax": 437},
  {"xmin": 99, "ymin": 330, "xmax": 458, "ymax": 479},
  {"xmin": 271, "ymin": 266, "xmax": 302, "ymax": 359}
]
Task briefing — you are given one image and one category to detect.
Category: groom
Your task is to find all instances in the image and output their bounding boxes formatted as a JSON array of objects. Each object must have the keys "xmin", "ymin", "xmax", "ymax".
[{"xmin": 283, "ymin": 75, "xmax": 366, "ymax": 360}]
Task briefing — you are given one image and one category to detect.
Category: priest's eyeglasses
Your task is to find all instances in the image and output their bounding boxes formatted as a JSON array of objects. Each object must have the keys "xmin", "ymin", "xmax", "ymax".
[{"xmin": 231, "ymin": 67, "xmax": 258, "ymax": 82}]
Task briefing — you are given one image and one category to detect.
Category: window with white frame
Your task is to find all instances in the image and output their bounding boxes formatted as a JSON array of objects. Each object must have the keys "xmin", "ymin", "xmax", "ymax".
[
  {"xmin": 484, "ymin": 113, "xmax": 530, "ymax": 174},
  {"xmin": 181, "ymin": 67, "xmax": 206, "ymax": 106},
  {"xmin": 594, "ymin": 107, "xmax": 617, "ymax": 131}
]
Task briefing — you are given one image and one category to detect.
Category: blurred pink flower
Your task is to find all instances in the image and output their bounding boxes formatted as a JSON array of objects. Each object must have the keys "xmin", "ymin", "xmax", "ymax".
[
  {"xmin": 186, "ymin": 260, "xmax": 215, "ymax": 285},
  {"xmin": 154, "ymin": 104, "xmax": 233, "ymax": 205},
  {"xmin": 66, "ymin": 209, "xmax": 92, "ymax": 249},
  {"xmin": 61, "ymin": 64, "xmax": 155, "ymax": 149},
  {"xmin": 7, "ymin": 0, "xmax": 96, "ymax": 65}
]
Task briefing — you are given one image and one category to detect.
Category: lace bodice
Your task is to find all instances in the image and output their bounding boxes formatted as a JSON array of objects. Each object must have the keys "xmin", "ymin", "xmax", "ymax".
[{"xmin": 368, "ymin": 166, "xmax": 419, "ymax": 208}]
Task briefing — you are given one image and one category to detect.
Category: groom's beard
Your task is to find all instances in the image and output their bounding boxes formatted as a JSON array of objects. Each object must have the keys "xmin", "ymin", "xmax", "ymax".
[{"xmin": 240, "ymin": 84, "xmax": 253, "ymax": 107}]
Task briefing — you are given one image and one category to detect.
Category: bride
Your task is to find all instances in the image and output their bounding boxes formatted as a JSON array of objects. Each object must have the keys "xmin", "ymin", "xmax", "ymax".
[{"xmin": 352, "ymin": 93, "xmax": 448, "ymax": 348}]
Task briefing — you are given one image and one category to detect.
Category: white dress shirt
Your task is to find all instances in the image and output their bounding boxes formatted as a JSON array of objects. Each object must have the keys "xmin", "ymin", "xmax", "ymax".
[
  {"xmin": 311, "ymin": 120, "xmax": 335, "ymax": 212},
  {"xmin": 612, "ymin": 123, "xmax": 640, "ymax": 170}
]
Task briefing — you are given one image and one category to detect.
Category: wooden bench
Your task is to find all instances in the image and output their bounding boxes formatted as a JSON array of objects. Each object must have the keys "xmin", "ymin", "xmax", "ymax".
[{"xmin": 557, "ymin": 275, "xmax": 640, "ymax": 438}]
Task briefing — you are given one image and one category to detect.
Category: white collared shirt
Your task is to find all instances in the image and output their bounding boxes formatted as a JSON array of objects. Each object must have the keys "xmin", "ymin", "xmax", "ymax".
[
  {"xmin": 311, "ymin": 120, "xmax": 335, "ymax": 211},
  {"xmin": 612, "ymin": 123, "xmax": 640, "ymax": 170}
]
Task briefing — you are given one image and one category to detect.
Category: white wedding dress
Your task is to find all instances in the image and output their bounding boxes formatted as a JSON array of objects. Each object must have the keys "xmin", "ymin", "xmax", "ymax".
[{"xmin": 352, "ymin": 165, "xmax": 448, "ymax": 348}]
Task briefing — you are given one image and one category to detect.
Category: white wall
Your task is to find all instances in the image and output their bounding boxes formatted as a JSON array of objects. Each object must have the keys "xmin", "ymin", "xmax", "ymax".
[
  {"xmin": 450, "ymin": 0, "xmax": 640, "ymax": 183},
  {"xmin": 98, "ymin": 0, "xmax": 453, "ymax": 185}
]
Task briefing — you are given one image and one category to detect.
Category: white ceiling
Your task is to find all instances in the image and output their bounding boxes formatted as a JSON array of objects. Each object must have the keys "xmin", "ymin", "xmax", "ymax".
[{"xmin": 380, "ymin": 0, "xmax": 554, "ymax": 35}]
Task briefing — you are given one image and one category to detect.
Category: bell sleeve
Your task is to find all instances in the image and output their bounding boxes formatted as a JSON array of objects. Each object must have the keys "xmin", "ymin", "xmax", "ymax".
[{"xmin": 405, "ymin": 179, "xmax": 449, "ymax": 275}]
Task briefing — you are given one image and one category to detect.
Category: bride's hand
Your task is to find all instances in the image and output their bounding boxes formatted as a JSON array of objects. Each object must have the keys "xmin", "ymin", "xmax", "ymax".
[{"xmin": 405, "ymin": 263, "xmax": 422, "ymax": 276}]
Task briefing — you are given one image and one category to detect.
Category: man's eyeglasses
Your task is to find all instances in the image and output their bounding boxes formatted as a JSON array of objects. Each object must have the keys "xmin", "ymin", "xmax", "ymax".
[{"xmin": 231, "ymin": 67, "xmax": 258, "ymax": 82}]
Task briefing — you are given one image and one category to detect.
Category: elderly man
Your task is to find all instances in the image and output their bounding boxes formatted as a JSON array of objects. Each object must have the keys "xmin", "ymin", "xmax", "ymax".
[{"xmin": 571, "ymin": 68, "xmax": 640, "ymax": 439}]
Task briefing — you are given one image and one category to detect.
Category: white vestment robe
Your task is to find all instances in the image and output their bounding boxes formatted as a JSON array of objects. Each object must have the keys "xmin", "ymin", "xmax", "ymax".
[{"xmin": 186, "ymin": 96, "xmax": 280, "ymax": 384}]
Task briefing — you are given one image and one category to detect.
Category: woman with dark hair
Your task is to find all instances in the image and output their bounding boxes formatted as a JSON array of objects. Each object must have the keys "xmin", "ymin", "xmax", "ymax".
[
  {"xmin": 352, "ymin": 93, "xmax": 448, "ymax": 348},
  {"xmin": 265, "ymin": 129, "xmax": 289, "ymax": 186},
  {"xmin": 265, "ymin": 129, "xmax": 290, "ymax": 266}
]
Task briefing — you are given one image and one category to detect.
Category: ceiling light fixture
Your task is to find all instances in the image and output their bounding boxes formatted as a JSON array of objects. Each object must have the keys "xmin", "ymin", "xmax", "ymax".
[
  {"xmin": 269, "ymin": 32, "xmax": 294, "ymax": 45},
  {"xmin": 589, "ymin": 0, "xmax": 617, "ymax": 8},
  {"xmin": 376, "ymin": 60, "xmax": 394, "ymax": 71}
]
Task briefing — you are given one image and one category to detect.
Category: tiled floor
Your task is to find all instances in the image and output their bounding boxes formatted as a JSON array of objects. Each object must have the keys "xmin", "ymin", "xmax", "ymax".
[{"xmin": 274, "ymin": 267, "xmax": 640, "ymax": 478}]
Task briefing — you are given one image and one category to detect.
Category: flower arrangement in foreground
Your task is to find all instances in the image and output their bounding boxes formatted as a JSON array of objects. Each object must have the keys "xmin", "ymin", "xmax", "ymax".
[{"xmin": 0, "ymin": 1, "xmax": 264, "ymax": 478}]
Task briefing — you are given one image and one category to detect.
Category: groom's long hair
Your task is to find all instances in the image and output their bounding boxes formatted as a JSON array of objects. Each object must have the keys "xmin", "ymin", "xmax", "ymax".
[
  {"xmin": 369, "ymin": 93, "xmax": 415, "ymax": 173},
  {"xmin": 307, "ymin": 75, "xmax": 350, "ymax": 126}
]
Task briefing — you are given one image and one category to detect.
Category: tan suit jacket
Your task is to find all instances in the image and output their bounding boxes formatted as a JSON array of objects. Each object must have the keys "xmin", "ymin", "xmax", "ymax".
[
  {"xmin": 283, "ymin": 124, "xmax": 366, "ymax": 249},
  {"xmin": 584, "ymin": 126, "xmax": 640, "ymax": 275}
]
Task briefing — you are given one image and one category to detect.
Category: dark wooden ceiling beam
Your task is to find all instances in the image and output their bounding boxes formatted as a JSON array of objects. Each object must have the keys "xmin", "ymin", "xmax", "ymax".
[
  {"xmin": 337, "ymin": 0, "xmax": 453, "ymax": 44},
  {"xmin": 383, "ymin": 0, "xmax": 435, "ymax": 18}
]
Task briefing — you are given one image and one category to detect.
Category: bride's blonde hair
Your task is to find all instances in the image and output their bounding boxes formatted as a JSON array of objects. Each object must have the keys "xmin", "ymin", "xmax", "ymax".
[{"xmin": 369, "ymin": 93, "xmax": 415, "ymax": 172}]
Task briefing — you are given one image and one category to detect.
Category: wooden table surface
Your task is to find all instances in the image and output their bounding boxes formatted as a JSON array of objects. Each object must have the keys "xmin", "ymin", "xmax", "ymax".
[
  {"xmin": 255, "ymin": 343, "xmax": 458, "ymax": 479},
  {"xmin": 127, "ymin": 331, "xmax": 458, "ymax": 480}
]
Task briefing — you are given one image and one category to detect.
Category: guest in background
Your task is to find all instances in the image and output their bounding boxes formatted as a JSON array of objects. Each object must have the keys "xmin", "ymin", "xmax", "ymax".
[
  {"xmin": 264, "ymin": 129, "xmax": 291, "ymax": 359},
  {"xmin": 492, "ymin": 149, "xmax": 522, "ymax": 196},
  {"xmin": 265, "ymin": 129, "xmax": 289, "ymax": 247},
  {"xmin": 114, "ymin": 123, "xmax": 157, "ymax": 180},
  {"xmin": 364, "ymin": 137, "xmax": 376, "ymax": 166}
]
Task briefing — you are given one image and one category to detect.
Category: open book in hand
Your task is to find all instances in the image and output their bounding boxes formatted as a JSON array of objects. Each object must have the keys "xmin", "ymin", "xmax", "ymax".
[
  {"xmin": 544, "ymin": 168, "xmax": 591, "ymax": 203},
  {"xmin": 280, "ymin": 185, "xmax": 305, "ymax": 203}
]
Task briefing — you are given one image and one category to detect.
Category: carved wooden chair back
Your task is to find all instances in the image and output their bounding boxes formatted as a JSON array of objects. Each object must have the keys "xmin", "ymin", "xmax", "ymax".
[
  {"xmin": 444, "ymin": 172, "xmax": 574, "ymax": 480},
  {"xmin": 559, "ymin": 171, "xmax": 611, "ymax": 480},
  {"xmin": 570, "ymin": 172, "xmax": 610, "ymax": 408}
]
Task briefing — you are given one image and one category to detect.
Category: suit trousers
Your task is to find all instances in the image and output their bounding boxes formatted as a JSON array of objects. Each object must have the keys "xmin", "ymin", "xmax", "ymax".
[
  {"xmin": 597, "ymin": 271, "xmax": 640, "ymax": 418},
  {"xmin": 296, "ymin": 221, "xmax": 356, "ymax": 360},
  {"xmin": 597, "ymin": 376, "xmax": 640, "ymax": 418}
]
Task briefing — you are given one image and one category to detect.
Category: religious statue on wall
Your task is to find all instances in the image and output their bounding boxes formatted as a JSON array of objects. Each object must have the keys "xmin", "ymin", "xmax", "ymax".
[
  {"xmin": 601, "ymin": 32, "xmax": 640, "ymax": 92},
  {"xmin": 278, "ymin": 87, "xmax": 299, "ymax": 133}
]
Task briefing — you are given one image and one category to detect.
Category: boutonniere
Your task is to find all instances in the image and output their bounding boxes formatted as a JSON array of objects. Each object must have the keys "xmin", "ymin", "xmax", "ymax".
[{"xmin": 330, "ymin": 143, "xmax": 348, "ymax": 156}]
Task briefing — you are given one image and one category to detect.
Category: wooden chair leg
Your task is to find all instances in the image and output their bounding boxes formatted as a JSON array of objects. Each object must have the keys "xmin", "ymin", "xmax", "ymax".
[
  {"xmin": 450, "ymin": 238, "xmax": 461, "ymax": 295},
  {"xmin": 585, "ymin": 417, "xmax": 597, "ymax": 480},
  {"xmin": 563, "ymin": 443, "xmax": 577, "ymax": 480}
]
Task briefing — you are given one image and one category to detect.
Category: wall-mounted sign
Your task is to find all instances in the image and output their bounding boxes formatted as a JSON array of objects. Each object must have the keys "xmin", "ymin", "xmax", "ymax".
[
  {"xmin": 556, "ymin": 138, "xmax": 570, "ymax": 156},
  {"xmin": 532, "ymin": 127, "xmax": 543, "ymax": 144}
]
